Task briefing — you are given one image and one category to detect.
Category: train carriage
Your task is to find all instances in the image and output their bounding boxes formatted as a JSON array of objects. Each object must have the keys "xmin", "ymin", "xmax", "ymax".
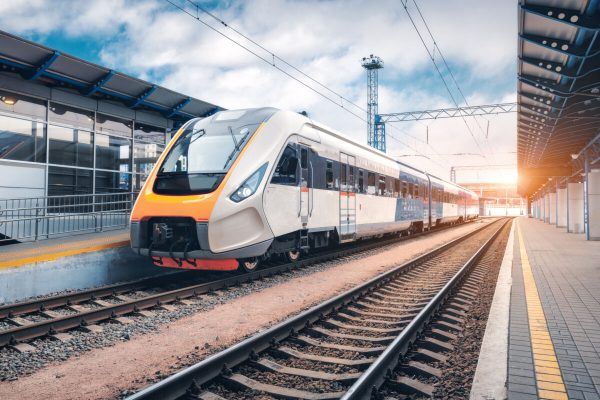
[{"xmin": 130, "ymin": 108, "xmax": 479, "ymax": 271}]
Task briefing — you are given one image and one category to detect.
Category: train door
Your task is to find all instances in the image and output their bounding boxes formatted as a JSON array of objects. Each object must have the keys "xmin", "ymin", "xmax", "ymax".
[
  {"xmin": 339, "ymin": 153, "xmax": 356, "ymax": 241},
  {"xmin": 299, "ymin": 144, "xmax": 311, "ymax": 227}
]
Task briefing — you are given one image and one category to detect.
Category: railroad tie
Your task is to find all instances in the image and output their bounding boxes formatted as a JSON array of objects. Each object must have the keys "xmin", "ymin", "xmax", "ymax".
[
  {"xmin": 389, "ymin": 376, "xmax": 435, "ymax": 398},
  {"xmin": 276, "ymin": 346, "xmax": 375, "ymax": 366},
  {"xmin": 294, "ymin": 335, "xmax": 386, "ymax": 355},
  {"xmin": 255, "ymin": 358, "xmax": 361, "ymax": 382},
  {"xmin": 223, "ymin": 373, "xmax": 344, "ymax": 400}
]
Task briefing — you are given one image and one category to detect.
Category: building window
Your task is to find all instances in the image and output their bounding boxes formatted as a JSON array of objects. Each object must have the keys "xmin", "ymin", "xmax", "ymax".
[
  {"xmin": 95, "ymin": 170, "xmax": 131, "ymax": 193},
  {"xmin": 95, "ymin": 133, "xmax": 131, "ymax": 172},
  {"xmin": 134, "ymin": 173, "xmax": 148, "ymax": 192},
  {"xmin": 134, "ymin": 141, "xmax": 164, "ymax": 175},
  {"xmin": 0, "ymin": 115, "xmax": 46, "ymax": 163},
  {"xmin": 96, "ymin": 113, "xmax": 132, "ymax": 137},
  {"xmin": 49, "ymin": 103, "xmax": 94, "ymax": 130},
  {"xmin": 134, "ymin": 123, "xmax": 166, "ymax": 145},
  {"xmin": 48, "ymin": 166, "xmax": 92, "ymax": 196},
  {"xmin": 0, "ymin": 90, "xmax": 46, "ymax": 120},
  {"xmin": 48, "ymin": 125, "xmax": 93, "ymax": 168}
]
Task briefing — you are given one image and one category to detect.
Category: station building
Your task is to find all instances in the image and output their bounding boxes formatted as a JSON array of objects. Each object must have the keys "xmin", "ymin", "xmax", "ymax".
[{"xmin": 0, "ymin": 30, "xmax": 220, "ymax": 199}]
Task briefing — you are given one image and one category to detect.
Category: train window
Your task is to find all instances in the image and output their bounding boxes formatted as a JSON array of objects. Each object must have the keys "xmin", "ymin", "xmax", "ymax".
[
  {"xmin": 386, "ymin": 177, "xmax": 394, "ymax": 197},
  {"xmin": 326, "ymin": 160, "xmax": 334, "ymax": 189},
  {"xmin": 340, "ymin": 163, "xmax": 347, "ymax": 191},
  {"xmin": 408, "ymin": 182, "xmax": 414, "ymax": 199},
  {"xmin": 300, "ymin": 148, "xmax": 308, "ymax": 169},
  {"xmin": 414, "ymin": 184, "xmax": 420, "ymax": 199},
  {"xmin": 378, "ymin": 176, "xmax": 386, "ymax": 196},
  {"xmin": 271, "ymin": 145, "xmax": 298, "ymax": 185},
  {"xmin": 348, "ymin": 166, "xmax": 355, "ymax": 191},
  {"xmin": 394, "ymin": 179, "xmax": 400, "ymax": 198},
  {"xmin": 358, "ymin": 170, "xmax": 364, "ymax": 193},
  {"xmin": 401, "ymin": 181, "xmax": 408, "ymax": 198},
  {"xmin": 367, "ymin": 172, "xmax": 376, "ymax": 195}
]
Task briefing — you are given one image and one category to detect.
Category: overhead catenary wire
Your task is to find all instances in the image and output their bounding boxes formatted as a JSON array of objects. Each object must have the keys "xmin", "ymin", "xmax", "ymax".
[
  {"xmin": 184, "ymin": 0, "xmax": 367, "ymax": 116},
  {"xmin": 165, "ymin": 0, "xmax": 451, "ymax": 170},
  {"xmin": 164, "ymin": 0, "xmax": 367, "ymax": 122},
  {"xmin": 400, "ymin": 0, "xmax": 488, "ymax": 160},
  {"xmin": 411, "ymin": 0, "xmax": 492, "ymax": 153}
]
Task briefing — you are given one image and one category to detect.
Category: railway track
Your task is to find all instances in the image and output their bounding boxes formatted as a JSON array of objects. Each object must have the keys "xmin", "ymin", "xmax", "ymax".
[
  {"xmin": 0, "ymin": 220, "xmax": 480, "ymax": 349},
  {"xmin": 126, "ymin": 217, "xmax": 511, "ymax": 400}
]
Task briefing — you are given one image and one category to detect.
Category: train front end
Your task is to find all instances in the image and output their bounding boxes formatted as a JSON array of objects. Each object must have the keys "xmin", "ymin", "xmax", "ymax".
[{"xmin": 129, "ymin": 108, "xmax": 278, "ymax": 271}]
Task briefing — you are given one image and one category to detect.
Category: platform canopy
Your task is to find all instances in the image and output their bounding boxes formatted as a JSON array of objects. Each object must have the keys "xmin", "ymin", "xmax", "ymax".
[
  {"xmin": 518, "ymin": 0, "xmax": 600, "ymax": 196},
  {"xmin": 0, "ymin": 30, "xmax": 220, "ymax": 122}
]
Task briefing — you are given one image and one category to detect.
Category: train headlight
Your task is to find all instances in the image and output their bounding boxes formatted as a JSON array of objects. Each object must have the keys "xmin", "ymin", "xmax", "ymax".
[{"xmin": 230, "ymin": 162, "xmax": 268, "ymax": 203}]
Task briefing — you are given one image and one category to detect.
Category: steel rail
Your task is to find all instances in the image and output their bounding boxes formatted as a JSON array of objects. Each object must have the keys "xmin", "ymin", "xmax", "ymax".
[
  {"xmin": 342, "ymin": 218, "xmax": 509, "ymax": 399},
  {"xmin": 126, "ymin": 218, "xmax": 508, "ymax": 400},
  {"xmin": 0, "ymin": 220, "xmax": 476, "ymax": 347},
  {"xmin": 0, "ymin": 271, "xmax": 191, "ymax": 319}
]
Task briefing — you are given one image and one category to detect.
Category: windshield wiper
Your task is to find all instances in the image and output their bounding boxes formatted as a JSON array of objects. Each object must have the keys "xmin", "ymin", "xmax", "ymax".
[
  {"xmin": 222, "ymin": 127, "xmax": 251, "ymax": 169},
  {"xmin": 227, "ymin": 126, "xmax": 238, "ymax": 147},
  {"xmin": 189, "ymin": 128, "xmax": 207, "ymax": 144}
]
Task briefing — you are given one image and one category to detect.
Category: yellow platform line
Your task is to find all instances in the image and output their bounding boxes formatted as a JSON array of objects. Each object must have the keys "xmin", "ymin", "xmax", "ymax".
[
  {"xmin": 0, "ymin": 239, "xmax": 130, "ymax": 269},
  {"xmin": 517, "ymin": 221, "xmax": 568, "ymax": 400}
]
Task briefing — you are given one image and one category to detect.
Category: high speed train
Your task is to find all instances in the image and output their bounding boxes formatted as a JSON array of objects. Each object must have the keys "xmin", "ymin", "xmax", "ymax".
[{"xmin": 130, "ymin": 108, "xmax": 479, "ymax": 272}]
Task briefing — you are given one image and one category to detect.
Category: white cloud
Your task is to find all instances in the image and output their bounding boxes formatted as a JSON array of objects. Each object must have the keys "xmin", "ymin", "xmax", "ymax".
[{"xmin": 0, "ymin": 0, "xmax": 518, "ymax": 180}]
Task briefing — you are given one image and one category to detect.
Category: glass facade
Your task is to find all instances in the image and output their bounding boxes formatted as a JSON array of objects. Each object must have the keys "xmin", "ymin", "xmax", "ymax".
[{"xmin": 0, "ymin": 90, "xmax": 169, "ymax": 197}]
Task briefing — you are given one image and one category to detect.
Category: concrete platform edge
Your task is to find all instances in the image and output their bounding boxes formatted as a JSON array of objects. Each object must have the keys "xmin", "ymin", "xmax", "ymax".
[{"xmin": 470, "ymin": 219, "xmax": 515, "ymax": 400}]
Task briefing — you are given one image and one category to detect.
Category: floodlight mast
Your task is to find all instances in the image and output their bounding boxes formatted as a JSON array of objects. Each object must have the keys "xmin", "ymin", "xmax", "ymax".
[{"xmin": 361, "ymin": 55, "xmax": 386, "ymax": 152}]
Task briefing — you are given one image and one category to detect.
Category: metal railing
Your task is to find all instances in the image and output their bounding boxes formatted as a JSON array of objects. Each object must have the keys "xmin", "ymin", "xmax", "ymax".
[{"xmin": 0, "ymin": 192, "xmax": 137, "ymax": 244}]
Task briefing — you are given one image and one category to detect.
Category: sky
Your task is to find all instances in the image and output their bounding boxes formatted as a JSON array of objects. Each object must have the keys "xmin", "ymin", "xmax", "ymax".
[{"xmin": 0, "ymin": 0, "xmax": 518, "ymax": 182}]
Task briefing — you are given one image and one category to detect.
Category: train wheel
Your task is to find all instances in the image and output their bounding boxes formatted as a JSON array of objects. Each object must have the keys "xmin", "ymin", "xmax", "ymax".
[
  {"xmin": 286, "ymin": 249, "xmax": 301, "ymax": 263},
  {"xmin": 240, "ymin": 257, "xmax": 259, "ymax": 272}
]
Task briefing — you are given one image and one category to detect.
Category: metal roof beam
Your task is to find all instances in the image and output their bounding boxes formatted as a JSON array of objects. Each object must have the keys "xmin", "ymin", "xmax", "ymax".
[
  {"xmin": 519, "ymin": 91, "xmax": 556, "ymax": 106},
  {"xmin": 520, "ymin": 56, "xmax": 573, "ymax": 79},
  {"xmin": 27, "ymin": 51, "xmax": 60, "ymax": 80},
  {"xmin": 520, "ymin": 33, "xmax": 588, "ymax": 58},
  {"xmin": 521, "ymin": 55, "xmax": 600, "ymax": 81},
  {"xmin": 166, "ymin": 97, "xmax": 192, "ymax": 118},
  {"xmin": 517, "ymin": 75, "xmax": 581, "ymax": 98},
  {"xmin": 130, "ymin": 85, "xmax": 157, "ymax": 108},
  {"xmin": 83, "ymin": 70, "xmax": 115, "ymax": 96},
  {"xmin": 521, "ymin": 4, "xmax": 600, "ymax": 31},
  {"xmin": 520, "ymin": 104, "xmax": 555, "ymax": 118}
]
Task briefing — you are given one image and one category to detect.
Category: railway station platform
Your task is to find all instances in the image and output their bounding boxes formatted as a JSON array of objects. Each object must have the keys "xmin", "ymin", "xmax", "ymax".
[
  {"xmin": 473, "ymin": 217, "xmax": 600, "ymax": 400},
  {"xmin": 0, "ymin": 229, "xmax": 165, "ymax": 304}
]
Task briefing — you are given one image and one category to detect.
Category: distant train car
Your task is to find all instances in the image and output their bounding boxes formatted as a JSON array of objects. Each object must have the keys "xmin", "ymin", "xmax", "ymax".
[{"xmin": 130, "ymin": 108, "xmax": 479, "ymax": 272}]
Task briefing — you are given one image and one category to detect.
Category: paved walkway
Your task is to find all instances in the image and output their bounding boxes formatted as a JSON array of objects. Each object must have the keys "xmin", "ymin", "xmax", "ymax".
[{"xmin": 508, "ymin": 217, "xmax": 600, "ymax": 400}]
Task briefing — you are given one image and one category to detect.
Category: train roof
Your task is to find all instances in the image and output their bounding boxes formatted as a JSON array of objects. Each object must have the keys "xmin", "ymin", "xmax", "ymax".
[{"xmin": 202, "ymin": 107, "xmax": 478, "ymax": 198}]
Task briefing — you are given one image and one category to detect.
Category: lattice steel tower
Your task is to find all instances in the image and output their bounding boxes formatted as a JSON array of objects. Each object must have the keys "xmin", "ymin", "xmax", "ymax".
[{"xmin": 361, "ymin": 55, "xmax": 385, "ymax": 152}]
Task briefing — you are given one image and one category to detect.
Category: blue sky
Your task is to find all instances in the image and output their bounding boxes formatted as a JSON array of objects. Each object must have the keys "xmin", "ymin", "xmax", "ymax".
[{"xmin": 0, "ymin": 0, "xmax": 518, "ymax": 181}]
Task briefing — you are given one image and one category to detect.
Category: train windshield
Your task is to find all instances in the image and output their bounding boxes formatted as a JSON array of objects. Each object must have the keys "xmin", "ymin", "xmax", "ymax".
[
  {"xmin": 154, "ymin": 112, "xmax": 260, "ymax": 195},
  {"xmin": 159, "ymin": 120, "xmax": 259, "ymax": 175},
  {"xmin": 153, "ymin": 109, "xmax": 274, "ymax": 195}
]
